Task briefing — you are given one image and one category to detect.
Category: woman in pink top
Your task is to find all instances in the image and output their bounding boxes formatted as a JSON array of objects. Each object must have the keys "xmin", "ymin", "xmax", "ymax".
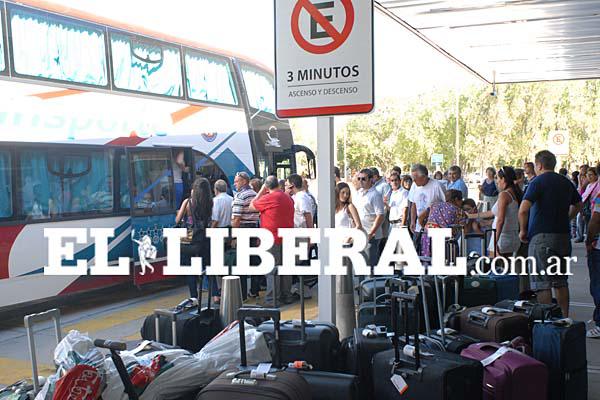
[
  {"xmin": 580, "ymin": 168, "xmax": 600, "ymax": 239},
  {"xmin": 582, "ymin": 167, "xmax": 600, "ymax": 204}
]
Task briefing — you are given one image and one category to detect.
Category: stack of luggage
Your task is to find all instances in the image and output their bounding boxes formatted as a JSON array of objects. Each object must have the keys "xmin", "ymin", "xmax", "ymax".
[
  {"xmin": 337, "ymin": 232, "xmax": 588, "ymax": 400},
  {"xmin": 16, "ymin": 234, "xmax": 589, "ymax": 399}
]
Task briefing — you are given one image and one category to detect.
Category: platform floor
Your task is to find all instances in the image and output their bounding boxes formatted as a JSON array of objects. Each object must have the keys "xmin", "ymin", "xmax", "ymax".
[{"xmin": 0, "ymin": 244, "xmax": 598, "ymax": 399}]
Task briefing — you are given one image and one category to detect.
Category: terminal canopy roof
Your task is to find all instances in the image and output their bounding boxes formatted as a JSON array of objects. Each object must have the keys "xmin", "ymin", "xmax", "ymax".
[{"xmin": 376, "ymin": 0, "xmax": 600, "ymax": 84}]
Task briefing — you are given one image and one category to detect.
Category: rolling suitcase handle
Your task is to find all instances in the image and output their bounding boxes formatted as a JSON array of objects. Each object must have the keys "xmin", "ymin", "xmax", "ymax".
[
  {"xmin": 238, "ymin": 307, "xmax": 281, "ymax": 368},
  {"xmin": 153, "ymin": 309, "xmax": 178, "ymax": 346},
  {"xmin": 94, "ymin": 339, "xmax": 139, "ymax": 400},
  {"xmin": 390, "ymin": 292, "xmax": 421, "ymax": 370},
  {"xmin": 392, "ymin": 275, "xmax": 431, "ymax": 335},
  {"xmin": 24, "ymin": 308, "xmax": 62, "ymax": 394},
  {"xmin": 431, "ymin": 275, "xmax": 447, "ymax": 347},
  {"xmin": 418, "ymin": 276, "xmax": 432, "ymax": 336}
]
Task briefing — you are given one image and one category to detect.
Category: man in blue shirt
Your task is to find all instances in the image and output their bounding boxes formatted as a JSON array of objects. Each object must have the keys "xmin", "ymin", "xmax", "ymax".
[
  {"xmin": 447, "ymin": 165, "xmax": 468, "ymax": 199},
  {"xmin": 518, "ymin": 150, "xmax": 582, "ymax": 317}
]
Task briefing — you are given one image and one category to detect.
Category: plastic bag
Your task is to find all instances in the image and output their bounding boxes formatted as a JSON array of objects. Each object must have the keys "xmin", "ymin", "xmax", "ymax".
[
  {"xmin": 35, "ymin": 330, "xmax": 106, "ymax": 400},
  {"xmin": 138, "ymin": 322, "xmax": 271, "ymax": 400},
  {"xmin": 54, "ymin": 330, "xmax": 105, "ymax": 375}
]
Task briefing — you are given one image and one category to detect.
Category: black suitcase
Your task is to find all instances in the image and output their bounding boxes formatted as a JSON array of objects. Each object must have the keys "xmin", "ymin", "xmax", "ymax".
[
  {"xmin": 140, "ymin": 280, "xmax": 223, "ymax": 352},
  {"xmin": 343, "ymin": 326, "xmax": 392, "ymax": 399},
  {"xmin": 356, "ymin": 276, "xmax": 395, "ymax": 330},
  {"xmin": 357, "ymin": 278, "xmax": 419, "ymax": 332},
  {"xmin": 372, "ymin": 292, "xmax": 483, "ymax": 400},
  {"xmin": 197, "ymin": 308, "xmax": 312, "ymax": 400},
  {"xmin": 293, "ymin": 368, "xmax": 359, "ymax": 400},
  {"xmin": 532, "ymin": 319, "xmax": 587, "ymax": 400},
  {"xmin": 495, "ymin": 299, "xmax": 563, "ymax": 323},
  {"xmin": 258, "ymin": 277, "xmax": 340, "ymax": 372}
]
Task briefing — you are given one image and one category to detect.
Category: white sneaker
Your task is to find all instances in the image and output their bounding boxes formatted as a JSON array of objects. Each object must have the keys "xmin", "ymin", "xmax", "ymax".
[{"xmin": 586, "ymin": 326, "xmax": 600, "ymax": 338}]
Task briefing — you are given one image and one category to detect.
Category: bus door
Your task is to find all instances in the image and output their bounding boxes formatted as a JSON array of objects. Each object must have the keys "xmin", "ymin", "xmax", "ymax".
[
  {"xmin": 272, "ymin": 145, "xmax": 316, "ymax": 180},
  {"xmin": 126, "ymin": 148, "xmax": 177, "ymax": 285}
]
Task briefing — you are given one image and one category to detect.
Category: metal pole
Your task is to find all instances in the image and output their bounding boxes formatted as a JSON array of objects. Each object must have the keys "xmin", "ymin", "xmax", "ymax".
[
  {"xmin": 455, "ymin": 90, "xmax": 460, "ymax": 166},
  {"xmin": 343, "ymin": 128, "xmax": 348, "ymax": 180},
  {"xmin": 317, "ymin": 116, "xmax": 336, "ymax": 324}
]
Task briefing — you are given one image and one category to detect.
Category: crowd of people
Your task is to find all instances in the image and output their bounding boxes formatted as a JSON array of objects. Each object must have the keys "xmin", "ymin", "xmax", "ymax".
[
  {"xmin": 338, "ymin": 150, "xmax": 598, "ymax": 338},
  {"xmin": 175, "ymin": 149, "xmax": 599, "ymax": 339},
  {"xmin": 176, "ymin": 171, "xmax": 318, "ymax": 308}
]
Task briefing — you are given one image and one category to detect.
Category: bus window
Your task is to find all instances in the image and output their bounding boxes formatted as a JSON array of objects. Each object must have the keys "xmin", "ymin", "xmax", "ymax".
[
  {"xmin": 184, "ymin": 49, "xmax": 238, "ymax": 106},
  {"xmin": 9, "ymin": 5, "xmax": 108, "ymax": 87},
  {"xmin": 0, "ymin": 151, "xmax": 12, "ymax": 218},
  {"xmin": 118, "ymin": 153, "xmax": 130, "ymax": 210},
  {"xmin": 241, "ymin": 64, "xmax": 275, "ymax": 114},
  {"xmin": 274, "ymin": 153, "xmax": 292, "ymax": 180},
  {"xmin": 19, "ymin": 149, "xmax": 113, "ymax": 219},
  {"xmin": 130, "ymin": 151, "xmax": 174, "ymax": 214},
  {"xmin": 110, "ymin": 32, "xmax": 183, "ymax": 98}
]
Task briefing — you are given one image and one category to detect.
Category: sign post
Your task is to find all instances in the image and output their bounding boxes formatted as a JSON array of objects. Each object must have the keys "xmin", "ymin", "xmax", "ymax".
[
  {"xmin": 275, "ymin": 0, "xmax": 373, "ymax": 323},
  {"xmin": 317, "ymin": 116, "xmax": 336, "ymax": 323}
]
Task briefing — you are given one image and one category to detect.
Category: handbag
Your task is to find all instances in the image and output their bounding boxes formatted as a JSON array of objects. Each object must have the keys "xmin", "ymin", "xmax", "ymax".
[
  {"xmin": 177, "ymin": 200, "xmax": 194, "ymax": 244},
  {"xmin": 583, "ymin": 198, "xmax": 592, "ymax": 220}
]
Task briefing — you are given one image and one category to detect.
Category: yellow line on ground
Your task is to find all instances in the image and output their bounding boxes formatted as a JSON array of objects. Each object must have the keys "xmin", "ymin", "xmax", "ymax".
[
  {"xmin": 62, "ymin": 289, "xmax": 188, "ymax": 335},
  {"xmin": 0, "ymin": 358, "xmax": 54, "ymax": 385},
  {"xmin": 281, "ymin": 298, "xmax": 318, "ymax": 321}
]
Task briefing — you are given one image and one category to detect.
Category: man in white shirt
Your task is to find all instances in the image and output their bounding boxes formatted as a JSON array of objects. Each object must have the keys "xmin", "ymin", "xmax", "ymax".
[
  {"xmin": 386, "ymin": 173, "xmax": 409, "ymax": 228},
  {"xmin": 288, "ymin": 174, "xmax": 314, "ymax": 229},
  {"xmin": 355, "ymin": 168, "xmax": 385, "ymax": 268},
  {"xmin": 408, "ymin": 164, "xmax": 446, "ymax": 233},
  {"xmin": 211, "ymin": 179, "xmax": 233, "ymax": 228},
  {"xmin": 287, "ymin": 173, "xmax": 314, "ymax": 299}
]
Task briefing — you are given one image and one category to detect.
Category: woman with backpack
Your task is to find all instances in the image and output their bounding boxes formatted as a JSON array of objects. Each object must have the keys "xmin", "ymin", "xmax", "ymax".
[{"xmin": 176, "ymin": 177, "xmax": 219, "ymax": 304}]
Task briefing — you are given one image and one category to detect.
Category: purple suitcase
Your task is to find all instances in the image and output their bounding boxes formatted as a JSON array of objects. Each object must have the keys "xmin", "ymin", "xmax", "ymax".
[{"xmin": 460, "ymin": 342, "xmax": 548, "ymax": 400}]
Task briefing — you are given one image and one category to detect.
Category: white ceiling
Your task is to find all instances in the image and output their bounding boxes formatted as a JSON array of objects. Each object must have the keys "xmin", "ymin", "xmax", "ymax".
[{"xmin": 376, "ymin": 0, "xmax": 600, "ymax": 83}]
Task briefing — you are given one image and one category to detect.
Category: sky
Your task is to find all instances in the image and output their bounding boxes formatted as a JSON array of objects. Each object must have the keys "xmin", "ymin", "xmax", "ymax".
[{"xmin": 45, "ymin": 0, "xmax": 483, "ymax": 146}]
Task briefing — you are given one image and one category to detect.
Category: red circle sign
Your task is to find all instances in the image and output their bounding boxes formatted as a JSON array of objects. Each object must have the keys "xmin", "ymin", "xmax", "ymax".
[
  {"xmin": 291, "ymin": 0, "xmax": 354, "ymax": 55},
  {"xmin": 553, "ymin": 133, "xmax": 565, "ymax": 145}
]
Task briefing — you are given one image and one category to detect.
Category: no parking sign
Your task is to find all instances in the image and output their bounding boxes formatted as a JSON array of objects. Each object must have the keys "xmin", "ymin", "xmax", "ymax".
[{"xmin": 275, "ymin": 0, "xmax": 374, "ymax": 118}]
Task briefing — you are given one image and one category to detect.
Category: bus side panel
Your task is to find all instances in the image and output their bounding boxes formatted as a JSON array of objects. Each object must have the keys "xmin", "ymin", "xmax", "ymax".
[{"xmin": 0, "ymin": 216, "xmax": 131, "ymax": 309}]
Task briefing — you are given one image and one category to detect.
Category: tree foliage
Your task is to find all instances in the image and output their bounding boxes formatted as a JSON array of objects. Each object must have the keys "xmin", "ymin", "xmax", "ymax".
[{"xmin": 338, "ymin": 81, "xmax": 600, "ymax": 173}]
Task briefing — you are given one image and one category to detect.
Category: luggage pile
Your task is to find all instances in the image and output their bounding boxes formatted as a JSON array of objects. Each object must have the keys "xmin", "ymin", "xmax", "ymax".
[
  {"xmin": 336, "ymin": 231, "xmax": 588, "ymax": 400},
  {"xmin": 9, "ymin": 234, "xmax": 588, "ymax": 399}
]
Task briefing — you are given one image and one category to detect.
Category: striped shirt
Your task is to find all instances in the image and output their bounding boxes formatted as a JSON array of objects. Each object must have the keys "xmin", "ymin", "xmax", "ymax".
[{"xmin": 232, "ymin": 185, "xmax": 259, "ymax": 227}]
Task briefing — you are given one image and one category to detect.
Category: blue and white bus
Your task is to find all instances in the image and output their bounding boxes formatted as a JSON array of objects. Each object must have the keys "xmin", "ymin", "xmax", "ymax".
[{"xmin": 0, "ymin": 0, "xmax": 315, "ymax": 310}]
